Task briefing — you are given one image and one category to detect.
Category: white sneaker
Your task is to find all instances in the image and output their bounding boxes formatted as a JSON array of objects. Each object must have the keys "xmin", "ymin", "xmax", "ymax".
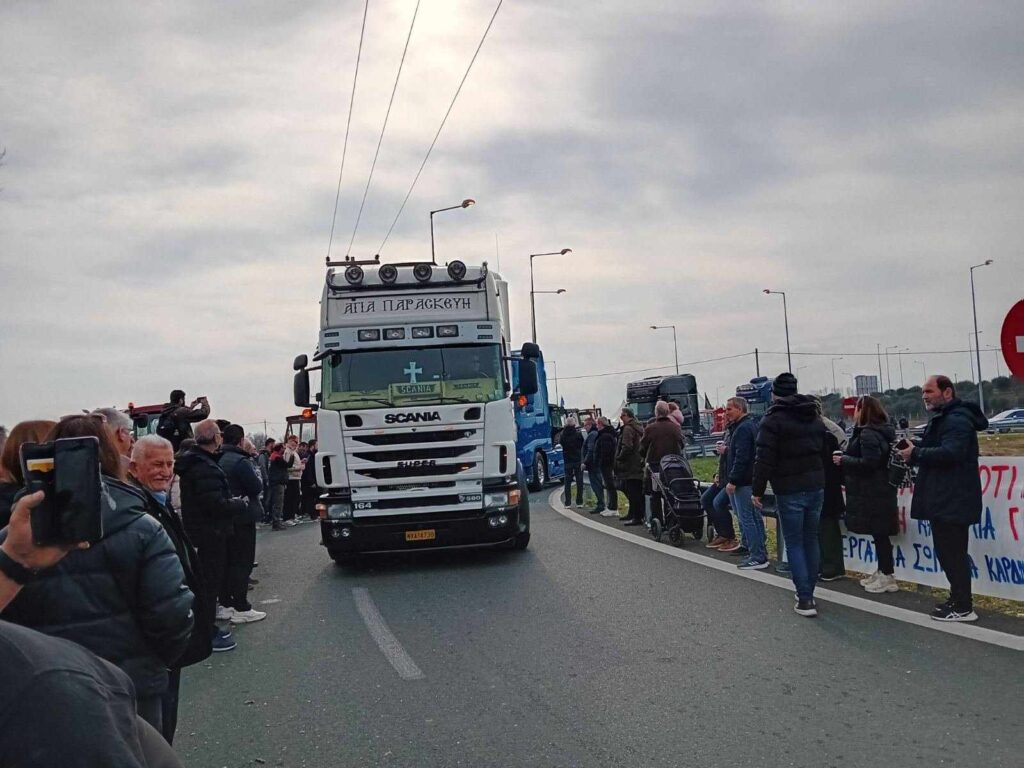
[
  {"xmin": 285, "ymin": 520, "xmax": 297, "ymax": 527},
  {"xmin": 229, "ymin": 608, "xmax": 268, "ymax": 624},
  {"xmin": 858, "ymin": 570, "xmax": 880, "ymax": 587},
  {"xmin": 864, "ymin": 573, "xmax": 899, "ymax": 594},
  {"xmin": 600, "ymin": 510, "xmax": 618, "ymax": 517},
  {"xmin": 215, "ymin": 605, "xmax": 235, "ymax": 621}
]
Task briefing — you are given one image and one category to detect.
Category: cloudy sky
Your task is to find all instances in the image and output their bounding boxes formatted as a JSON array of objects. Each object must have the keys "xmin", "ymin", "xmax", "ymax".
[{"xmin": 2, "ymin": 0, "xmax": 1022, "ymax": 432}]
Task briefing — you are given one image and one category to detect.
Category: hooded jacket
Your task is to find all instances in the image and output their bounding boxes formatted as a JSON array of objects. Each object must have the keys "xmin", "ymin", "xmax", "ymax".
[
  {"xmin": 594, "ymin": 425, "xmax": 618, "ymax": 471},
  {"xmin": 752, "ymin": 394, "xmax": 827, "ymax": 497},
  {"xmin": 909, "ymin": 398, "xmax": 988, "ymax": 525},
  {"xmin": 176, "ymin": 446, "xmax": 247, "ymax": 537},
  {"xmin": 218, "ymin": 445, "xmax": 264, "ymax": 523},
  {"xmin": 614, "ymin": 419, "xmax": 645, "ymax": 480},
  {"xmin": 842, "ymin": 423, "xmax": 898, "ymax": 536},
  {"xmin": 0, "ymin": 478, "xmax": 194, "ymax": 697},
  {"xmin": 559, "ymin": 427, "xmax": 584, "ymax": 465}
]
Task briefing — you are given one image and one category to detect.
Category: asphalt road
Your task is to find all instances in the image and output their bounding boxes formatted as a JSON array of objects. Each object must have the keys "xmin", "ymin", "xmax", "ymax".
[{"xmin": 175, "ymin": 493, "xmax": 1024, "ymax": 768}]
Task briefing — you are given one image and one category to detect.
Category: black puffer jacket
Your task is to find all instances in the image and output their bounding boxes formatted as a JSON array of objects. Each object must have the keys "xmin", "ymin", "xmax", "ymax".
[
  {"xmin": 752, "ymin": 395, "xmax": 827, "ymax": 497},
  {"xmin": 0, "ymin": 478, "xmax": 194, "ymax": 697},
  {"xmin": 910, "ymin": 399, "xmax": 988, "ymax": 525},
  {"xmin": 176, "ymin": 447, "xmax": 247, "ymax": 537},
  {"xmin": 130, "ymin": 479, "xmax": 212, "ymax": 668},
  {"xmin": 594, "ymin": 426, "xmax": 618, "ymax": 471},
  {"xmin": 843, "ymin": 423, "xmax": 898, "ymax": 536},
  {"xmin": 559, "ymin": 427, "xmax": 584, "ymax": 465}
]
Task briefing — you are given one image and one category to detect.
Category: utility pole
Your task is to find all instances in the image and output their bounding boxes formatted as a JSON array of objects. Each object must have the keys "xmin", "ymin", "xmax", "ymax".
[
  {"xmin": 970, "ymin": 259, "xmax": 994, "ymax": 415},
  {"xmin": 754, "ymin": 348, "xmax": 760, "ymax": 378},
  {"xmin": 876, "ymin": 343, "xmax": 884, "ymax": 392}
]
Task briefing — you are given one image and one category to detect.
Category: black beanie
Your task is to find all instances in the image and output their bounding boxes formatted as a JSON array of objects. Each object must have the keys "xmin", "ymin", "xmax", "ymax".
[{"xmin": 773, "ymin": 372, "xmax": 798, "ymax": 397}]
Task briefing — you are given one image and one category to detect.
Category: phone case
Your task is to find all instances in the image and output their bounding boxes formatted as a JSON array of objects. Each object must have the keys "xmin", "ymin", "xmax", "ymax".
[{"xmin": 54, "ymin": 437, "xmax": 104, "ymax": 544}]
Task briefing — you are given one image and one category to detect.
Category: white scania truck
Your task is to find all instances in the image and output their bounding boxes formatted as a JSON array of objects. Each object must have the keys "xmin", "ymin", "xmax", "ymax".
[{"xmin": 293, "ymin": 257, "xmax": 540, "ymax": 564}]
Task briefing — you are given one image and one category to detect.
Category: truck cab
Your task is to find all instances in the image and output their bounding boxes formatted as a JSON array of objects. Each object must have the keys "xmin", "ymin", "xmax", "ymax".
[
  {"xmin": 511, "ymin": 349, "xmax": 565, "ymax": 491},
  {"xmin": 293, "ymin": 259, "xmax": 540, "ymax": 563}
]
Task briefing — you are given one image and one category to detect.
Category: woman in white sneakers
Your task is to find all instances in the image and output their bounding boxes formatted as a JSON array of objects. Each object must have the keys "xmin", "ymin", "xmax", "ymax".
[{"xmin": 835, "ymin": 396, "xmax": 899, "ymax": 594}]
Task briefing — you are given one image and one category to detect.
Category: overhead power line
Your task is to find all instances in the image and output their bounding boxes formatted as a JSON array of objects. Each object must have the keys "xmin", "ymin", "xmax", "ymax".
[
  {"xmin": 326, "ymin": 0, "xmax": 371, "ymax": 261},
  {"xmin": 346, "ymin": 0, "xmax": 422, "ymax": 256},
  {"xmin": 377, "ymin": 0, "xmax": 504, "ymax": 255},
  {"xmin": 553, "ymin": 353, "xmax": 754, "ymax": 382}
]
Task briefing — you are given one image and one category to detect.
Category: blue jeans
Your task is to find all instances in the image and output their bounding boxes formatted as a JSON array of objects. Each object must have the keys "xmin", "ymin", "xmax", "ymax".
[
  {"xmin": 776, "ymin": 490, "xmax": 825, "ymax": 600},
  {"xmin": 730, "ymin": 485, "xmax": 765, "ymax": 562},
  {"xmin": 563, "ymin": 463, "xmax": 584, "ymax": 505},
  {"xmin": 588, "ymin": 466, "xmax": 604, "ymax": 510},
  {"xmin": 701, "ymin": 485, "xmax": 734, "ymax": 539}
]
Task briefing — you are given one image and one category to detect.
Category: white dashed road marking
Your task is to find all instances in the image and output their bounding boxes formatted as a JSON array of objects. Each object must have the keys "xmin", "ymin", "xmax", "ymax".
[
  {"xmin": 549, "ymin": 489, "xmax": 1024, "ymax": 652},
  {"xmin": 352, "ymin": 587, "xmax": 426, "ymax": 680}
]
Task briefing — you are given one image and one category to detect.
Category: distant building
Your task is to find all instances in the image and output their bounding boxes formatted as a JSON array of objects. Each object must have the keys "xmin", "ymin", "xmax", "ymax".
[{"xmin": 855, "ymin": 375, "xmax": 879, "ymax": 396}]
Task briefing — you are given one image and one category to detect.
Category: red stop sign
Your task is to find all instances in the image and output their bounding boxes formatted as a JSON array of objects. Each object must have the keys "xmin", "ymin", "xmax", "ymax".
[{"xmin": 1000, "ymin": 300, "xmax": 1024, "ymax": 380}]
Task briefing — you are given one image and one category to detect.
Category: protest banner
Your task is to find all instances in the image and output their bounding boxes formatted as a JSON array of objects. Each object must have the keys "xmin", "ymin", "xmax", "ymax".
[{"xmin": 841, "ymin": 457, "xmax": 1024, "ymax": 600}]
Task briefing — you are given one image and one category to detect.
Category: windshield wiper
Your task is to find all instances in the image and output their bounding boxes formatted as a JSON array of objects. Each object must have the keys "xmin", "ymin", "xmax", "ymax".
[
  {"xmin": 341, "ymin": 397, "xmax": 395, "ymax": 407},
  {"xmin": 435, "ymin": 396, "xmax": 476, "ymax": 404}
]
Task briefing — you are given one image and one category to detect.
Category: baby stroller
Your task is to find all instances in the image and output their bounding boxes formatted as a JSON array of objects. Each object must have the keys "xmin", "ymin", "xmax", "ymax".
[{"xmin": 651, "ymin": 454, "xmax": 704, "ymax": 546}]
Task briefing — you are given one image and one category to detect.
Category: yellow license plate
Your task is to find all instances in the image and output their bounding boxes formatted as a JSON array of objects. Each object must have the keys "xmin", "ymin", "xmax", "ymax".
[{"xmin": 405, "ymin": 529, "xmax": 436, "ymax": 542}]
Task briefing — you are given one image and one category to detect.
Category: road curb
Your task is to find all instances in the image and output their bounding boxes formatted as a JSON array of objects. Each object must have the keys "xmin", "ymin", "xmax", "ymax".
[{"xmin": 548, "ymin": 489, "xmax": 1024, "ymax": 652}]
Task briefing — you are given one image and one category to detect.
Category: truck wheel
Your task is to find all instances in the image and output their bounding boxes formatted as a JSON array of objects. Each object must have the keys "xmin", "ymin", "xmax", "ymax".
[
  {"xmin": 527, "ymin": 451, "xmax": 547, "ymax": 492},
  {"xmin": 513, "ymin": 531, "xmax": 531, "ymax": 550}
]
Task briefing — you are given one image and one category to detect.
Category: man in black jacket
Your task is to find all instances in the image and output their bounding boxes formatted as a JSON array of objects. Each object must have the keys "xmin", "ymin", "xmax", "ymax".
[
  {"xmin": 752, "ymin": 373, "xmax": 827, "ymax": 617},
  {"xmin": 129, "ymin": 434, "xmax": 211, "ymax": 744},
  {"xmin": 594, "ymin": 417, "xmax": 619, "ymax": 515},
  {"xmin": 898, "ymin": 375, "xmax": 988, "ymax": 622},
  {"xmin": 559, "ymin": 418, "xmax": 585, "ymax": 509},
  {"xmin": 176, "ymin": 420, "xmax": 247, "ymax": 652},
  {"xmin": 158, "ymin": 390, "xmax": 210, "ymax": 452},
  {"xmin": 218, "ymin": 425, "xmax": 266, "ymax": 625}
]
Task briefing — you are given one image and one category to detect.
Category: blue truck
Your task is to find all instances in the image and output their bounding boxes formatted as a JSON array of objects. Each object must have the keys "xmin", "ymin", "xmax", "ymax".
[
  {"xmin": 511, "ymin": 348, "xmax": 566, "ymax": 492},
  {"xmin": 736, "ymin": 376, "xmax": 773, "ymax": 417}
]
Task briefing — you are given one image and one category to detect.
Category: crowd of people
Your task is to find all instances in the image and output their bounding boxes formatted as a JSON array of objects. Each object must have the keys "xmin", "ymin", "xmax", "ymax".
[
  {"xmin": 559, "ymin": 372, "xmax": 988, "ymax": 622},
  {"xmin": 0, "ymin": 389, "xmax": 322, "ymax": 765}
]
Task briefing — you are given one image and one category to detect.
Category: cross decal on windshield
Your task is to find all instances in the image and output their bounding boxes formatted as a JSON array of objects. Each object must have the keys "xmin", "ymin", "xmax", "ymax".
[{"xmin": 404, "ymin": 362, "xmax": 423, "ymax": 384}]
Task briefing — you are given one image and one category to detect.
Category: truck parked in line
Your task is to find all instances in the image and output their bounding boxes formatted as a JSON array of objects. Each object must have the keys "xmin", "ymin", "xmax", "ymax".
[
  {"xmin": 293, "ymin": 258, "xmax": 540, "ymax": 564},
  {"xmin": 511, "ymin": 350, "xmax": 565, "ymax": 491},
  {"xmin": 735, "ymin": 376, "xmax": 773, "ymax": 417},
  {"xmin": 625, "ymin": 374, "xmax": 703, "ymax": 436}
]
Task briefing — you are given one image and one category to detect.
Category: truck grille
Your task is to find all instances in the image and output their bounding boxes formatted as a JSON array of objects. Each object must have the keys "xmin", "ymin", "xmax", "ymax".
[
  {"xmin": 352, "ymin": 429, "xmax": 476, "ymax": 446},
  {"xmin": 354, "ymin": 463, "xmax": 477, "ymax": 480},
  {"xmin": 352, "ymin": 445, "xmax": 475, "ymax": 462}
]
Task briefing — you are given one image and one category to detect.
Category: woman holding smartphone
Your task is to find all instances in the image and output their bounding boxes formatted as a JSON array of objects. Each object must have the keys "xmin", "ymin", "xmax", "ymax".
[{"xmin": 834, "ymin": 396, "xmax": 899, "ymax": 593}]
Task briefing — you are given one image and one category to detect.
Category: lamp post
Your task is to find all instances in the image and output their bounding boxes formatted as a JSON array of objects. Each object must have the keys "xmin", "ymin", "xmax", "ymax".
[
  {"xmin": 550, "ymin": 360, "xmax": 559, "ymax": 405},
  {"xmin": 763, "ymin": 289, "xmax": 791, "ymax": 372},
  {"xmin": 529, "ymin": 249, "xmax": 572, "ymax": 343},
  {"xmin": 429, "ymin": 198, "xmax": 474, "ymax": 266},
  {"xmin": 650, "ymin": 325, "xmax": 679, "ymax": 374},
  {"xmin": 970, "ymin": 259, "xmax": 993, "ymax": 414},
  {"xmin": 830, "ymin": 357, "xmax": 843, "ymax": 394},
  {"xmin": 841, "ymin": 370, "xmax": 855, "ymax": 396},
  {"xmin": 885, "ymin": 345, "xmax": 899, "ymax": 392},
  {"xmin": 896, "ymin": 347, "xmax": 910, "ymax": 389},
  {"xmin": 914, "ymin": 360, "xmax": 926, "ymax": 381},
  {"xmin": 530, "ymin": 289, "xmax": 567, "ymax": 346}
]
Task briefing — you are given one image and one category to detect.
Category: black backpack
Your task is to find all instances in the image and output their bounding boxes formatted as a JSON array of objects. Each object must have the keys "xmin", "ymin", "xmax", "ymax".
[{"xmin": 156, "ymin": 411, "xmax": 182, "ymax": 449}]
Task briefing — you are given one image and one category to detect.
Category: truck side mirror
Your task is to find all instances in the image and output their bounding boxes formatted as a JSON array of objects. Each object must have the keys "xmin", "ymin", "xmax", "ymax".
[
  {"xmin": 518, "ymin": 358, "xmax": 539, "ymax": 396},
  {"xmin": 293, "ymin": 354, "xmax": 309, "ymax": 372},
  {"xmin": 294, "ymin": 370, "xmax": 312, "ymax": 408},
  {"xmin": 520, "ymin": 342, "xmax": 541, "ymax": 360}
]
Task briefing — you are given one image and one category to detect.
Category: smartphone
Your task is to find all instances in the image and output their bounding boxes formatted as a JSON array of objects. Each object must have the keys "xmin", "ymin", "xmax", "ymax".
[
  {"xmin": 895, "ymin": 438, "xmax": 911, "ymax": 450},
  {"xmin": 20, "ymin": 437, "xmax": 105, "ymax": 545}
]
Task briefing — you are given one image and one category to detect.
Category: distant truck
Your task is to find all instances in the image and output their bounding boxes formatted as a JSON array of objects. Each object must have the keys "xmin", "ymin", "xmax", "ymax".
[
  {"xmin": 126, "ymin": 403, "xmax": 164, "ymax": 438},
  {"xmin": 625, "ymin": 374, "xmax": 703, "ymax": 435},
  {"xmin": 511, "ymin": 350, "xmax": 565, "ymax": 492},
  {"xmin": 735, "ymin": 376, "xmax": 773, "ymax": 417},
  {"xmin": 292, "ymin": 258, "xmax": 540, "ymax": 563}
]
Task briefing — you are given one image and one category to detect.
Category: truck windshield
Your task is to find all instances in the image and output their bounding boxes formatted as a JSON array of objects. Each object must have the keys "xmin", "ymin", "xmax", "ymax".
[
  {"xmin": 628, "ymin": 401, "xmax": 655, "ymax": 422},
  {"xmin": 322, "ymin": 344, "xmax": 504, "ymax": 410}
]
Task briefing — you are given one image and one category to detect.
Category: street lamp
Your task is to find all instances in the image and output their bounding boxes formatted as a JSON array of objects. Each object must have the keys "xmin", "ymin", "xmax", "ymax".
[
  {"xmin": 529, "ymin": 248, "xmax": 572, "ymax": 343},
  {"xmin": 530, "ymin": 289, "xmax": 567, "ymax": 346},
  {"xmin": 650, "ymin": 325, "xmax": 679, "ymax": 374},
  {"xmin": 841, "ymin": 370, "xmax": 854, "ymax": 396},
  {"xmin": 549, "ymin": 360, "xmax": 559, "ymax": 405},
  {"xmin": 914, "ymin": 360, "xmax": 927, "ymax": 381},
  {"xmin": 896, "ymin": 347, "xmax": 910, "ymax": 389},
  {"xmin": 429, "ymin": 198, "xmax": 474, "ymax": 266},
  {"xmin": 885, "ymin": 345, "xmax": 899, "ymax": 392},
  {"xmin": 970, "ymin": 259, "xmax": 994, "ymax": 414},
  {"xmin": 763, "ymin": 289, "xmax": 792, "ymax": 372},
  {"xmin": 830, "ymin": 357, "xmax": 843, "ymax": 394}
]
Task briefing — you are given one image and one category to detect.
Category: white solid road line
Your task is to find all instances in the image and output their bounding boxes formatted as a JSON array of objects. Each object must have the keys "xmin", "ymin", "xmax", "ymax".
[
  {"xmin": 549, "ymin": 490, "xmax": 1024, "ymax": 652},
  {"xmin": 352, "ymin": 587, "xmax": 426, "ymax": 680}
]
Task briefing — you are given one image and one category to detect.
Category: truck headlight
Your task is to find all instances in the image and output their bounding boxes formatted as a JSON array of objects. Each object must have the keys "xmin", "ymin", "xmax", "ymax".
[
  {"xmin": 327, "ymin": 503, "xmax": 353, "ymax": 519},
  {"xmin": 484, "ymin": 492, "xmax": 508, "ymax": 508}
]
